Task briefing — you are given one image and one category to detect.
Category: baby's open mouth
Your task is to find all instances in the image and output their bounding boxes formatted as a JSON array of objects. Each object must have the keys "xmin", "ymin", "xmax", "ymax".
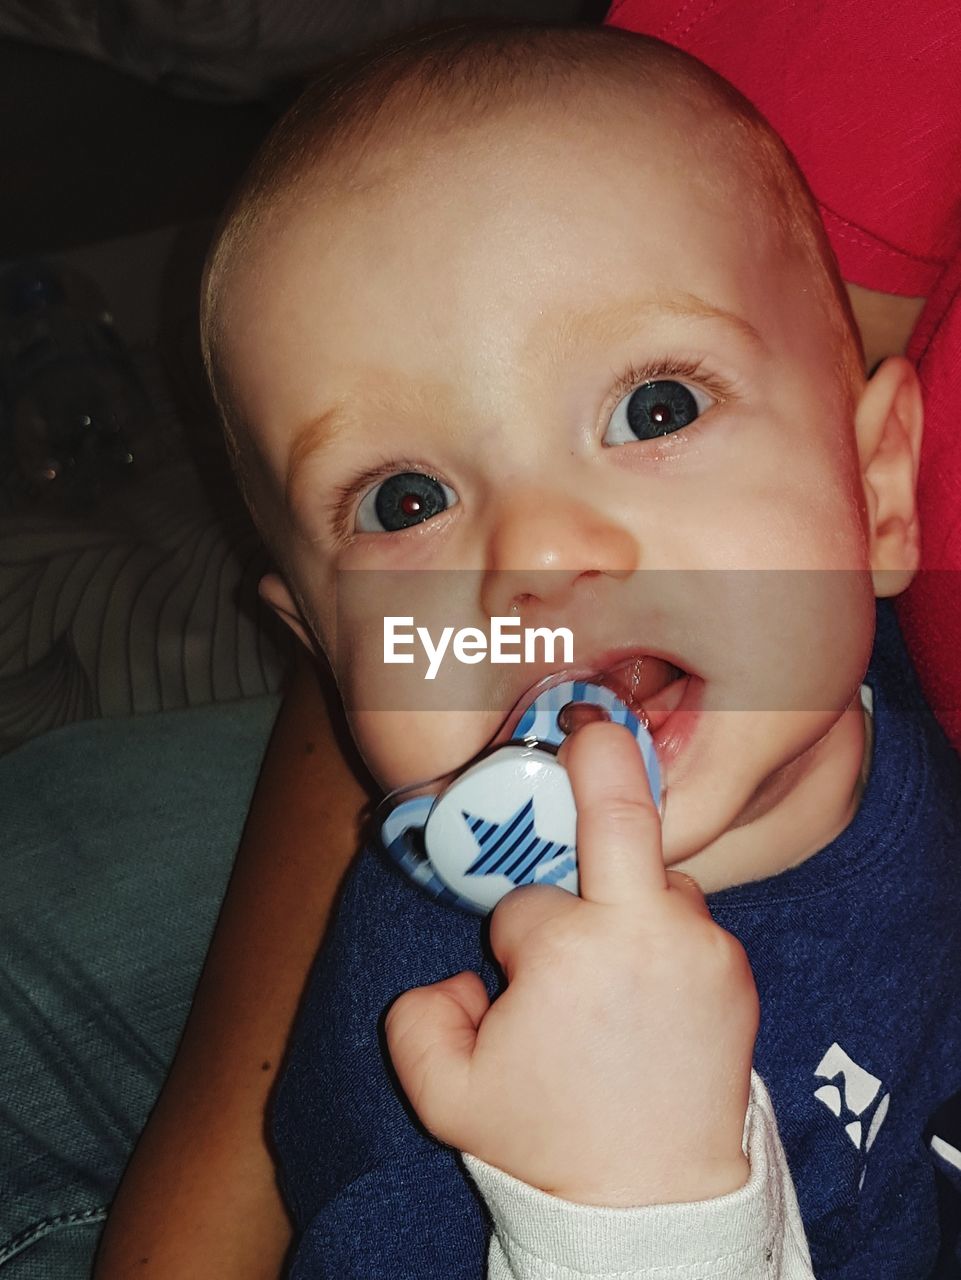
[
  {"xmin": 500, "ymin": 652, "xmax": 692, "ymax": 746},
  {"xmin": 598, "ymin": 653, "xmax": 690, "ymax": 734}
]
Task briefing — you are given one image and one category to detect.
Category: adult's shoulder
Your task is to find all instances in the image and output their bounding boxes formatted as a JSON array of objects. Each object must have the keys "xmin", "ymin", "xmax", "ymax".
[{"xmin": 607, "ymin": 0, "xmax": 961, "ymax": 295}]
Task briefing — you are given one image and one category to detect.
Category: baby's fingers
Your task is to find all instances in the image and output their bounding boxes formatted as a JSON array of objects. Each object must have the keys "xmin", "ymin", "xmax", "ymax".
[
  {"xmin": 488, "ymin": 882, "xmax": 580, "ymax": 979},
  {"xmin": 561, "ymin": 721, "xmax": 667, "ymax": 905},
  {"xmin": 385, "ymin": 971, "xmax": 489, "ymax": 1140},
  {"xmin": 665, "ymin": 868, "xmax": 713, "ymax": 919}
]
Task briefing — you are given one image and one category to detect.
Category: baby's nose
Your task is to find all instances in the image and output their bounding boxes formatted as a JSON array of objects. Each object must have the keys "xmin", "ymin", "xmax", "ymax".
[{"xmin": 480, "ymin": 491, "xmax": 637, "ymax": 618}]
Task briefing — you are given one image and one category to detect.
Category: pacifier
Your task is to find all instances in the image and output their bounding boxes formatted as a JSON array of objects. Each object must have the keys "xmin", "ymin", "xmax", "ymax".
[{"xmin": 378, "ymin": 676, "xmax": 662, "ymax": 915}]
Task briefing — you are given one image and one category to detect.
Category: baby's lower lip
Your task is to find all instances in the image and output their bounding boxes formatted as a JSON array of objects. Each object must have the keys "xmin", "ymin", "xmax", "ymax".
[{"xmin": 650, "ymin": 674, "xmax": 701, "ymax": 764}]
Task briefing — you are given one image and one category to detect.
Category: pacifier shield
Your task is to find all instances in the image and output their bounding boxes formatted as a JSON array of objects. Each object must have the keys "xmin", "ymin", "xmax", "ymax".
[
  {"xmin": 379, "ymin": 679, "xmax": 662, "ymax": 915},
  {"xmin": 425, "ymin": 745, "xmax": 577, "ymax": 913}
]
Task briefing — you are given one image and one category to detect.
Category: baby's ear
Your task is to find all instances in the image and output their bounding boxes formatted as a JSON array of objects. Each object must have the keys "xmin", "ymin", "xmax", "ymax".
[
  {"xmin": 855, "ymin": 356, "xmax": 923, "ymax": 598},
  {"xmin": 259, "ymin": 572, "xmax": 316, "ymax": 651}
]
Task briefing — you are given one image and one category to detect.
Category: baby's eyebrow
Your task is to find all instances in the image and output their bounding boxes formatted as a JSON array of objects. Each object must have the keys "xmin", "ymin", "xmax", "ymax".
[
  {"xmin": 547, "ymin": 292, "xmax": 766, "ymax": 359},
  {"xmin": 285, "ymin": 378, "xmax": 447, "ymax": 509},
  {"xmin": 285, "ymin": 405, "xmax": 343, "ymax": 509},
  {"xmin": 284, "ymin": 293, "xmax": 763, "ymax": 507}
]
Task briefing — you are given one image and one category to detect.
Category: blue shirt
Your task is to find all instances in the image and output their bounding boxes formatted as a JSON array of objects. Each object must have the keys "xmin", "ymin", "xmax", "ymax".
[{"xmin": 273, "ymin": 608, "xmax": 961, "ymax": 1278}]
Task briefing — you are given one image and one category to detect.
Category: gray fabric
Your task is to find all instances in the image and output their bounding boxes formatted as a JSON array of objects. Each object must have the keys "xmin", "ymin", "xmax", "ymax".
[
  {"xmin": 0, "ymin": 1, "xmax": 584, "ymax": 101},
  {"xmin": 0, "ymin": 695, "xmax": 278, "ymax": 1276},
  {"xmin": 0, "ymin": 348, "xmax": 290, "ymax": 755}
]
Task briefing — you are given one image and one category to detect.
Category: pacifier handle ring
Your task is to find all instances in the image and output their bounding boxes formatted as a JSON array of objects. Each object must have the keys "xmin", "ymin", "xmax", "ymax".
[{"xmin": 380, "ymin": 793, "xmax": 479, "ymax": 911}]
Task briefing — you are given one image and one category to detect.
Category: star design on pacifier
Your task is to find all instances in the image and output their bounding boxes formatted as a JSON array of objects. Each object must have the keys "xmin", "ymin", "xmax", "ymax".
[{"xmin": 462, "ymin": 798, "xmax": 574, "ymax": 887}]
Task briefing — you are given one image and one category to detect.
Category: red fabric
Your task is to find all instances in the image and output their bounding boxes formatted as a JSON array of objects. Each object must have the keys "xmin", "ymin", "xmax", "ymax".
[
  {"xmin": 899, "ymin": 261, "xmax": 961, "ymax": 747},
  {"xmin": 606, "ymin": 0, "xmax": 961, "ymax": 752},
  {"xmin": 606, "ymin": 0, "xmax": 961, "ymax": 295}
]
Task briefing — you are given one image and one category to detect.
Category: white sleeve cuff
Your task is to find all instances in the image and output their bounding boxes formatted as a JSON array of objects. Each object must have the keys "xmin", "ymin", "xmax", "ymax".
[{"xmin": 463, "ymin": 1070, "xmax": 813, "ymax": 1280}]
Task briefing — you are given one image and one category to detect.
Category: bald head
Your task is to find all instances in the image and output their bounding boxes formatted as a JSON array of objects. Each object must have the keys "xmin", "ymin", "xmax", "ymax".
[{"xmin": 201, "ymin": 22, "xmax": 862, "ymax": 529}]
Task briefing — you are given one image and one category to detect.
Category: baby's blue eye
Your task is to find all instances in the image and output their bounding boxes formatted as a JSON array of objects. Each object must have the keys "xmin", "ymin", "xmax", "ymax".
[
  {"xmin": 604, "ymin": 379, "xmax": 713, "ymax": 445},
  {"xmin": 356, "ymin": 471, "xmax": 457, "ymax": 533}
]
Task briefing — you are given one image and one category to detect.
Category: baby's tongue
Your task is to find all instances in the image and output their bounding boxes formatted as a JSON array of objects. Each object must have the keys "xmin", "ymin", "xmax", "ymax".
[{"xmin": 597, "ymin": 654, "xmax": 681, "ymax": 727}]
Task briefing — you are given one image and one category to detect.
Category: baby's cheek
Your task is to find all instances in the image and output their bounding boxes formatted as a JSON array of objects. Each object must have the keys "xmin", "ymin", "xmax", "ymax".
[
  {"xmin": 780, "ymin": 568, "xmax": 876, "ymax": 712},
  {"xmin": 766, "ymin": 477, "xmax": 869, "ymax": 573},
  {"xmin": 699, "ymin": 556, "xmax": 875, "ymax": 719},
  {"xmin": 349, "ymin": 706, "xmax": 500, "ymax": 793}
]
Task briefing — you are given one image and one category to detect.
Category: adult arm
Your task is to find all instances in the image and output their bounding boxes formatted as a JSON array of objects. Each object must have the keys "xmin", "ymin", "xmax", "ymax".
[{"xmin": 95, "ymin": 648, "xmax": 373, "ymax": 1278}]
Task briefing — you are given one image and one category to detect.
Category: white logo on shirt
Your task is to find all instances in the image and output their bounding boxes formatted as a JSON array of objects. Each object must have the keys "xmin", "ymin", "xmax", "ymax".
[{"xmin": 814, "ymin": 1042, "xmax": 891, "ymax": 1187}]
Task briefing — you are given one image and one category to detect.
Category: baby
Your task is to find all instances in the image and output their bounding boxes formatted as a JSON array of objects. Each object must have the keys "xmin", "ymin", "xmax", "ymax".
[{"xmin": 201, "ymin": 24, "xmax": 961, "ymax": 1278}]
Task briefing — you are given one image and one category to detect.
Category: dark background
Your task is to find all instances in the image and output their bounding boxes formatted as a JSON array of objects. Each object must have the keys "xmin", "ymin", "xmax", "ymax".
[{"xmin": 0, "ymin": 1, "xmax": 609, "ymax": 258}]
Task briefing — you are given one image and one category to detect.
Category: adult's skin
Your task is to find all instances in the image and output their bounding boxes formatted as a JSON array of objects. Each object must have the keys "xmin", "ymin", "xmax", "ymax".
[
  {"xmin": 95, "ymin": 288, "xmax": 923, "ymax": 1278},
  {"xmin": 95, "ymin": 649, "xmax": 373, "ymax": 1278}
]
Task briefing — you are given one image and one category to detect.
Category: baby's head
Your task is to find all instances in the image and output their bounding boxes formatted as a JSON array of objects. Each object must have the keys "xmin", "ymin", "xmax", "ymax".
[{"xmin": 202, "ymin": 25, "xmax": 922, "ymax": 887}]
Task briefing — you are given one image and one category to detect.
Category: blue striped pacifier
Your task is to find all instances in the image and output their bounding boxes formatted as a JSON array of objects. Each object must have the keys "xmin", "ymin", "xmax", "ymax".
[{"xmin": 378, "ymin": 678, "xmax": 662, "ymax": 915}]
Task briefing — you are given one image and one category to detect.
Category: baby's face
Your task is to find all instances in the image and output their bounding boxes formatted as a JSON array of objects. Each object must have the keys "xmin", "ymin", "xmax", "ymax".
[{"xmin": 225, "ymin": 99, "xmax": 881, "ymax": 876}]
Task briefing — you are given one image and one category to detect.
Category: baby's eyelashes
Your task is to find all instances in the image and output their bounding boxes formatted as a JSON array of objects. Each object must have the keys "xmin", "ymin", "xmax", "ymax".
[
  {"xmin": 347, "ymin": 375, "xmax": 713, "ymax": 537},
  {"xmin": 603, "ymin": 378, "xmax": 713, "ymax": 445},
  {"xmin": 356, "ymin": 471, "xmax": 458, "ymax": 533}
]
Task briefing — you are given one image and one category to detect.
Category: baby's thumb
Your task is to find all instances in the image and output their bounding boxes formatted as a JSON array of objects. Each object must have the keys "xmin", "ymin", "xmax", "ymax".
[{"xmin": 385, "ymin": 971, "xmax": 489, "ymax": 1142}]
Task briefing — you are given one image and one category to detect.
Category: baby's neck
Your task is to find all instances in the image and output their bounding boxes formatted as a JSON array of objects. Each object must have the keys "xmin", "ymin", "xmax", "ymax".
[{"xmin": 676, "ymin": 699, "xmax": 870, "ymax": 895}]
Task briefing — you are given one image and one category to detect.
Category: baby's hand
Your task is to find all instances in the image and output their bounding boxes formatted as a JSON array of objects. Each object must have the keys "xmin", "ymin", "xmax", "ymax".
[{"xmin": 385, "ymin": 721, "xmax": 758, "ymax": 1207}]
